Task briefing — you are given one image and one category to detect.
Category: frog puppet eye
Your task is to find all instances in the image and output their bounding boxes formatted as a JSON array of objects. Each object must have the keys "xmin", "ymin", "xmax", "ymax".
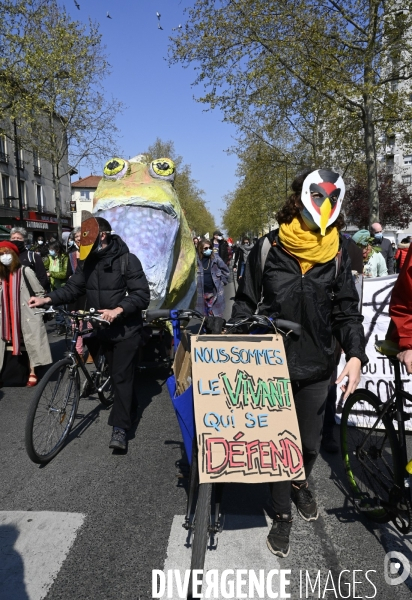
[
  {"xmin": 103, "ymin": 158, "xmax": 130, "ymax": 180},
  {"xmin": 149, "ymin": 158, "xmax": 175, "ymax": 182}
]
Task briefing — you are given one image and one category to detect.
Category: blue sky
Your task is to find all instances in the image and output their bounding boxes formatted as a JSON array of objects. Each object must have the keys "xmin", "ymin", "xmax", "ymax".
[{"xmin": 63, "ymin": 0, "xmax": 238, "ymax": 226}]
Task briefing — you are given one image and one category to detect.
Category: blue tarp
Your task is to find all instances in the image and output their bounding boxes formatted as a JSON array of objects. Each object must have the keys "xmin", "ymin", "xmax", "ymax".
[{"xmin": 166, "ymin": 375, "xmax": 195, "ymax": 464}]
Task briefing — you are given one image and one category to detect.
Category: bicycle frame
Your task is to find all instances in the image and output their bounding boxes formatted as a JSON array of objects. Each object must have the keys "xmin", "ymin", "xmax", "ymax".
[
  {"xmin": 42, "ymin": 308, "xmax": 110, "ymax": 404},
  {"xmin": 354, "ymin": 359, "xmax": 411, "ymax": 504}
]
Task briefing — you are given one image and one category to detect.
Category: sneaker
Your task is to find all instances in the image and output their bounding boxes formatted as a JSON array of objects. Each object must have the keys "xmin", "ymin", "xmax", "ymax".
[
  {"xmin": 266, "ymin": 513, "xmax": 292, "ymax": 557},
  {"xmin": 321, "ymin": 433, "xmax": 339, "ymax": 454},
  {"xmin": 291, "ymin": 482, "xmax": 318, "ymax": 521},
  {"xmin": 109, "ymin": 427, "xmax": 127, "ymax": 451}
]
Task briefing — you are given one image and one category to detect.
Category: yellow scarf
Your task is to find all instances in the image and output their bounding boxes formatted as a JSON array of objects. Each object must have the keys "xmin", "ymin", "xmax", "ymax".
[{"xmin": 279, "ymin": 217, "xmax": 339, "ymax": 274}]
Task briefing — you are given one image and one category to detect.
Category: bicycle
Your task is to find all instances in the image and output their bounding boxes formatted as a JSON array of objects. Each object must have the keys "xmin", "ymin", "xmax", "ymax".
[
  {"xmin": 25, "ymin": 307, "xmax": 114, "ymax": 464},
  {"xmin": 339, "ymin": 338, "xmax": 412, "ymax": 533},
  {"xmin": 146, "ymin": 309, "xmax": 301, "ymax": 599}
]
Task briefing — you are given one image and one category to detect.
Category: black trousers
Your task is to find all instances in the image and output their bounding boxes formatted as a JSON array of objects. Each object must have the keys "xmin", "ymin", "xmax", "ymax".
[
  {"xmin": 323, "ymin": 384, "xmax": 337, "ymax": 436},
  {"xmin": 86, "ymin": 333, "xmax": 141, "ymax": 431},
  {"xmin": 270, "ymin": 378, "xmax": 330, "ymax": 513}
]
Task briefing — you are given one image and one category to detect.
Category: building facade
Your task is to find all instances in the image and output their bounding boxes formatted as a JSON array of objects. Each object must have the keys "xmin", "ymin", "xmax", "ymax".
[
  {"xmin": 71, "ymin": 175, "xmax": 102, "ymax": 228},
  {"xmin": 0, "ymin": 131, "xmax": 72, "ymax": 241}
]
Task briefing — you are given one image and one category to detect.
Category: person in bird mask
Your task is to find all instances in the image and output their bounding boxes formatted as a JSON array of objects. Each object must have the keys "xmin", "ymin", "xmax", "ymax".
[
  {"xmin": 230, "ymin": 168, "xmax": 367, "ymax": 559},
  {"xmin": 28, "ymin": 210, "xmax": 150, "ymax": 452}
]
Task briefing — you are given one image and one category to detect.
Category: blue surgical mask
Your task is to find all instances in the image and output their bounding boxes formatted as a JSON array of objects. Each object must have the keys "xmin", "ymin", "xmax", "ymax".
[
  {"xmin": 374, "ymin": 232, "xmax": 383, "ymax": 240},
  {"xmin": 49, "ymin": 250, "xmax": 56, "ymax": 257},
  {"xmin": 300, "ymin": 207, "xmax": 320, "ymax": 231},
  {"xmin": 203, "ymin": 249, "xmax": 212, "ymax": 257}
]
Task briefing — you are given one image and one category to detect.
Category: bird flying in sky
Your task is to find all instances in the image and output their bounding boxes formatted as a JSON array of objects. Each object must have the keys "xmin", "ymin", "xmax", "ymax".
[
  {"xmin": 158, "ymin": 22, "xmax": 163, "ymax": 30},
  {"xmin": 107, "ymin": 11, "xmax": 112, "ymax": 19},
  {"xmin": 74, "ymin": 0, "xmax": 80, "ymax": 9},
  {"xmin": 156, "ymin": 12, "xmax": 161, "ymax": 19}
]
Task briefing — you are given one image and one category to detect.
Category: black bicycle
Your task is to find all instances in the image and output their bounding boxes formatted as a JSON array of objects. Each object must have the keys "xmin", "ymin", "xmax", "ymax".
[
  {"xmin": 147, "ymin": 309, "xmax": 301, "ymax": 599},
  {"xmin": 25, "ymin": 307, "xmax": 114, "ymax": 464},
  {"xmin": 340, "ymin": 338, "xmax": 412, "ymax": 533}
]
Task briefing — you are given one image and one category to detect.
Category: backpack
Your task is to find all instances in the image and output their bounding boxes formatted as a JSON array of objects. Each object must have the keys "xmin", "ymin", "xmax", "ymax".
[
  {"xmin": 120, "ymin": 252, "xmax": 129, "ymax": 277},
  {"xmin": 27, "ymin": 250, "xmax": 36, "ymax": 271}
]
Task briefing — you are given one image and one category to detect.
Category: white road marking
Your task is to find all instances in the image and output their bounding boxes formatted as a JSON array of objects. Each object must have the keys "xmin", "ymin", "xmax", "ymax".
[
  {"xmin": 159, "ymin": 510, "xmax": 336, "ymax": 600},
  {"xmin": 0, "ymin": 511, "xmax": 85, "ymax": 600},
  {"xmin": 159, "ymin": 513, "xmax": 286, "ymax": 600}
]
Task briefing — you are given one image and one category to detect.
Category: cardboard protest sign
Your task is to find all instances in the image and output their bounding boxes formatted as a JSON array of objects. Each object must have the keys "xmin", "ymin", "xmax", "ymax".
[
  {"xmin": 336, "ymin": 274, "xmax": 412, "ymax": 430},
  {"xmin": 191, "ymin": 334, "xmax": 304, "ymax": 483}
]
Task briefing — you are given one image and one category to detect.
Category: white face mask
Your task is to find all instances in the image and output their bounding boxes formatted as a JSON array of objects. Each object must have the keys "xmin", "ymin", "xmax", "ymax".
[
  {"xmin": 0, "ymin": 254, "xmax": 13, "ymax": 266},
  {"xmin": 37, "ymin": 240, "xmax": 44, "ymax": 245}
]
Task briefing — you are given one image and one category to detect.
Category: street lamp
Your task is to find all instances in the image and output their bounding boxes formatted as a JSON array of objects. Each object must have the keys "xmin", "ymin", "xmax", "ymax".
[{"xmin": 13, "ymin": 119, "xmax": 24, "ymax": 221}]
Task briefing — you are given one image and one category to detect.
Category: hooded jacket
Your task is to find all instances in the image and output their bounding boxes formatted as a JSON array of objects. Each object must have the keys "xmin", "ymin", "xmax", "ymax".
[
  {"xmin": 389, "ymin": 243, "xmax": 412, "ymax": 349},
  {"xmin": 231, "ymin": 229, "xmax": 367, "ymax": 382},
  {"xmin": 213, "ymin": 238, "xmax": 229, "ymax": 263},
  {"xmin": 395, "ymin": 242, "xmax": 410, "ymax": 272},
  {"xmin": 48, "ymin": 235, "xmax": 150, "ymax": 340}
]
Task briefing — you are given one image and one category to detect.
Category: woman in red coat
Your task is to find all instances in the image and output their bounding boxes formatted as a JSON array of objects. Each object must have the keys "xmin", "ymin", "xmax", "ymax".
[
  {"xmin": 394, "ymin": 237, "xmax": 411, "ymax": 273},
  {"xmin": 389, "ymin": 242, "xmax": 412, "ymax": 372}
]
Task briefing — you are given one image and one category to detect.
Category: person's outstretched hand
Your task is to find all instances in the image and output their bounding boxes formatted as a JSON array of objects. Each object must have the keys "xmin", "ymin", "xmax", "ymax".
[
  {"xmin": 336, "ymin": 357, "xmax": 362, "ymax": 400},
  {"xmin": 397, "ymin": 349, "xmax": 412, "ymax": 374},
  {"xmin": 28, "ymin": 296, "xmax": 51, "ymax": 309}
]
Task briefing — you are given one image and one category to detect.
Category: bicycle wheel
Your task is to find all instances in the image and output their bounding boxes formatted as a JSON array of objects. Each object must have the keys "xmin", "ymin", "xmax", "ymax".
[
  {"xmin": 25, "ymin": 358, "xmax": 80, "ymax": 464},
  {"xmin": 340, "ymin": 389, "xmax": 403, "ymax": 523},
  {"xmin": 188, "ymin": 483, "xmax": 212, "ymax": 599},
  {"xmin": 95, "ymin": 354, "xmax": 114, "ymax": 408}
]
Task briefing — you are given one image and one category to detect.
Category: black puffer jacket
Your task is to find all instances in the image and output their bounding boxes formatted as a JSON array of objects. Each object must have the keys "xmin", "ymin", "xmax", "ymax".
[
  {"xmin": 48, "ymin": 235, "xmax": 150, "ymax": 340},
  {"xmin": 231, "ymin": 229, "xmax": 368, "ymax": 382}
]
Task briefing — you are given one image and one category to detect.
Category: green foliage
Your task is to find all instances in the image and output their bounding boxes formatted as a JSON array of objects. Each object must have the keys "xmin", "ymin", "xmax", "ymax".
[
  {"xmin": 0, "ymin": 0, "xmax": 124, "ymax": 237},
  {"xmin": 144, "ymin": 138, "xmax": 217, "ymax": 236},
  {"xmin": 170, "ymin": 0, "xmax": 412, "ymax": 224},
  {"xmin": 222, "ymin": 141, "xmax": 298, "ymax": 239}
]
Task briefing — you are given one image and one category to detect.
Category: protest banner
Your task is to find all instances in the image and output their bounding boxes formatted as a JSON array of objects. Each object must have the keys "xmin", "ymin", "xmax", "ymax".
[
  {"xmin": 336, "ymin": 274, "xmax": 412, "ymax": 430},
  {"xmin": 191, "ymin": 334, "xmax": 304, "ymax": 483}
]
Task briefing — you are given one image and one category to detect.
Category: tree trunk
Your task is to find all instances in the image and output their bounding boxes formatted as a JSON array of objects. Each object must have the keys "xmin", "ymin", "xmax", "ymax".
[{"xmin": 363, "ymin": 90, "xmax": 379, "ymax": 226}]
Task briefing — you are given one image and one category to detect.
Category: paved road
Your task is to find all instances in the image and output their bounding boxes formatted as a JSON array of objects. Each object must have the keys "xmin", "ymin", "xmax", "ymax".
[{"xmin": 1, "ymin": 279, "xmax": 412, "ymax": 600}]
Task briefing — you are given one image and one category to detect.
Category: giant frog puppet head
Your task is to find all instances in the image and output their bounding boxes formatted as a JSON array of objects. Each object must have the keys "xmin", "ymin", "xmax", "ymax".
[{"xmin": 90, "ymin": 154, "xmax": 196, "ymax": 309}]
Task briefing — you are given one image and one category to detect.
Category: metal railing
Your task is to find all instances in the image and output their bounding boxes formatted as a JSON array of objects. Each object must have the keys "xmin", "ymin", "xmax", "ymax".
[
  {"xmin": 3, "ymin": 197, "xmax": 19, "ymax": 209},
  {"xmin": 0, "ymin": 151, "xmax": 9, "ymax": 164},
  {"xmin": 33, "ymin": 164, "xmax": 41, "ymax": 176}
]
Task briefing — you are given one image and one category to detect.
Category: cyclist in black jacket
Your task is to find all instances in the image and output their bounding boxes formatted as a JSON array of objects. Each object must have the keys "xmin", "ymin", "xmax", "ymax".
[
  {"xmin": 231, "ymin": 169, "xmax": 368, "ymax": 558},
  {"xmin": 29, "ymin": 215, "xmax": 150, "ymax": 451}
]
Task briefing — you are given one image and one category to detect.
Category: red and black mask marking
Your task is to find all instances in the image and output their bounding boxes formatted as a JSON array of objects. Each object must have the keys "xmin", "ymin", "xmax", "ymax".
[{"xmin": 301, "ymin": 169, "xmax": 345, "ymax": 235}]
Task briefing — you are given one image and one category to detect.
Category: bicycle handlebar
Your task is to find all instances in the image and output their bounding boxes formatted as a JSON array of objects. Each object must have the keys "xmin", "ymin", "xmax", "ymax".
[
  {"xmin": 34, "ymin": 306, "xmax": 109, "ymax": 325},
  {"xmin": 144, "ymin": 307, "xmax": 301, "ymax": 337},
  {"xmin": 274, "ymin": 319, "xmax": 302, "ymax": 336},
  {"xmin": 144, "ymin": 308, "xmax": 204, "ymax": 323},
  {"xmin": 144, "ymin": 309, "xmax": 172, "ymax": 322},
  {"xmin": 226, "ymin": 314, "xmax": 301, "ymax": 336}
]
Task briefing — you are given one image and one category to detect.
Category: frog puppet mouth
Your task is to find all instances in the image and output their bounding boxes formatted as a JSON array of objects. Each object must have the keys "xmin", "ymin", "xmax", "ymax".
[{"xmin": 93, "ymin": 202, "xmax": 179, "ymax": 308}]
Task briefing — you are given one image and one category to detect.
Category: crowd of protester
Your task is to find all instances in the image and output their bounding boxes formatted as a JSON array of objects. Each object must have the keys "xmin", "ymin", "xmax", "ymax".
[
  {"xmin": 2, "ymin": 217, "xmax": 408, "ymax": 388},
  {"xmin": 2, "ymin": 168, "xmax": 412, "ymax": 558}
]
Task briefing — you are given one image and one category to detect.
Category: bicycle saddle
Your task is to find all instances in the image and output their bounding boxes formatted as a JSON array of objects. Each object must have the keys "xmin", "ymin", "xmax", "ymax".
[{"xmin": 375, "ymin": 339, "xmax": 399, "ymax": 357}]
